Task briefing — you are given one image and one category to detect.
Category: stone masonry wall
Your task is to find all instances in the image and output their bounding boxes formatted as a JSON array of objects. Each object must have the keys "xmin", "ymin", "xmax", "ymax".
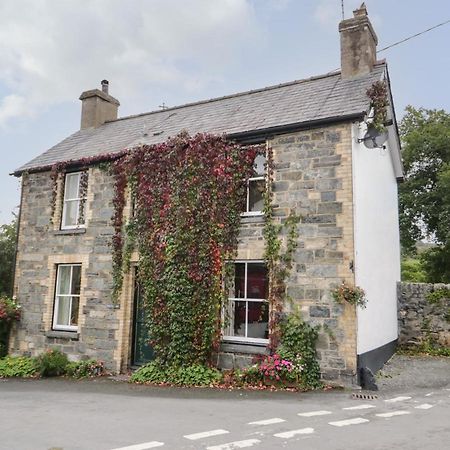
[
  {"xmin": 12, "ymin": 122, "xmax": 358, "ymax": 381},
  {"xmin": 398, "ymin": 282, "xmax": 450, "ymax": 347},
  {"xmin": 11, "ymin": 167, "xmax": 122, "ymax": 371},
  {"xmin": 218, "ymin": 123, "xmax": 358, "ymax": 384}
]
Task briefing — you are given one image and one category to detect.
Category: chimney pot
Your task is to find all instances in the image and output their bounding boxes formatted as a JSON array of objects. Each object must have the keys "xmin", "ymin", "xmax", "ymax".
[{"xmin": 101, "ymin": 79, "xmax": 109, "ymax": 94}]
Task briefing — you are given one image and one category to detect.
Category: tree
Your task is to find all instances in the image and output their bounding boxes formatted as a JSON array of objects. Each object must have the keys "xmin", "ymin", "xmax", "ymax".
[
  {"xmin": 399, "ymin": 106, "xmax": 450, "ymax": 282},
  {"xmin": 0, "ymin": 218, "xmax": 17, "ymax": 295}
]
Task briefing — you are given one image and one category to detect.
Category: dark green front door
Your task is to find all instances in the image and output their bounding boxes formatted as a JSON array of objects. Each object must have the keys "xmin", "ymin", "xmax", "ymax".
[{"xmin": 131, "ymin": 277, "xmax": 155, "ymax": 366}]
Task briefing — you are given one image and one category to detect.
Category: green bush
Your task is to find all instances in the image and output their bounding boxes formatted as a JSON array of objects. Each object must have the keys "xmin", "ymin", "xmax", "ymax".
[
  {"xmin": 131, "ymin": 362, "xmax": 222, "ymax": 386},
  {"xmin": 66, "ymin": 359, "xmax": 105, "ymax": 378},
  {"xmin": 36, "ymin": 349, "xmax": 69, "ymax": 377},
  {"xmin": 278, "ymin": 312, "xmax": 322, "ymax": 389},
  {"xmin": 0, "ymin": 356, "xmax": 37, "ymax": 378}
]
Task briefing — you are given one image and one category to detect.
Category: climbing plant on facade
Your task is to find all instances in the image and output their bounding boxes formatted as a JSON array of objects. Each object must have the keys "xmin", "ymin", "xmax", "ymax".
[{"xmin": 111, "ymin": 132, "xmax": 263, "ymax": 366}]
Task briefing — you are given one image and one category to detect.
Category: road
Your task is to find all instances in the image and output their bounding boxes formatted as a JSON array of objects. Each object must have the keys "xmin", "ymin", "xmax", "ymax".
[{"xmin": 0, "ymin": 373, "xmax": 449, "ymax": 450}]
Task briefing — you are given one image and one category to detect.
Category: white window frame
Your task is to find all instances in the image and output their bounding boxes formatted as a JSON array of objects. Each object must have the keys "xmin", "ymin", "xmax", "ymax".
[
  {"xmin": 223, "ymin": 260, "xmax": 269, "ymax": 345},
  {"xmin": 241, "ymin": 152, "xmax": 266, "ymax": 217},
  {"xmin": 61, "ymin": 171, "xmax": 86, "ymax": 230},
  {"xmin": 52, "ymin": 264, "xmax": 81, "ymax": 332}
]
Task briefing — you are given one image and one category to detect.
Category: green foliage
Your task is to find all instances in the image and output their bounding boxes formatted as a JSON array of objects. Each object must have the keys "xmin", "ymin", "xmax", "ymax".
[
  {"xmin": 401, "ymin": 256, "xmax": 428, "ymax": 282},
  {"xmin": 111, "ymin": 133, "xmax": 262, "ymax": 366},
  {"xmin": 399, "ymin": 107, "xmax": 450, "ymax": 282},
  {"xmin": 420, "ymin": 244, "xmax": 450, "ymax": 283},
  {"xmin": 263, "ymin": 146, "xmax": 300, "ymax": 350},
  {"xmin": 366, "ymin": 80, "xmax": 389, "ymax": 132},
  {"xmin": 0, "ymin": 218, "xmax": 17, "ymax": 296},
  {"xmin": 330, "ymin": 282, "xmax": 367, "ymax": 308},
  {"xmin": 0, "ymin": 356, "xmax": 37, "ymax": 378},
  {"xmin": 130, "ymin": 362, "xmax": 222, "ymax": 386},
  {"xmin": 65, "ymin": 359, "xmax": 105, "ymax": 378},
  {"xmin": 0, "ymin": 296, "xmax": 21, "ymax": 323},
  {"xmin": 278, "ymin": 311, "xmax": 322, "ymax": 388},
  {"xmin": 426, "ymin": 287, "xmax": 450, "ymax": 304},
  {"xmin": 36, "ymin": 349, "xmax": 69, "ymax": 377},
  {"xmin": 397, "ymin": 344, "xmax": 450, "ymax": 357}
]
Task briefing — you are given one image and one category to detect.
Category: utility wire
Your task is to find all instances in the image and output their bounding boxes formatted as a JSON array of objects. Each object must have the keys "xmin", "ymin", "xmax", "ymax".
[
  {"xmin": 378, "ymin": 19, "xmax": 450, "ymax": 53},
  {"xmin": 341, "ymin": 0, "xmax": 345, "ymax": 20}
]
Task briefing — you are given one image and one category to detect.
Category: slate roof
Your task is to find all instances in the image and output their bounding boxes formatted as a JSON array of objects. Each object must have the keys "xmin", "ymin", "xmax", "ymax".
[{"xmin": 15, "ymin": 62, "xmax": 386, "ymax": 174}]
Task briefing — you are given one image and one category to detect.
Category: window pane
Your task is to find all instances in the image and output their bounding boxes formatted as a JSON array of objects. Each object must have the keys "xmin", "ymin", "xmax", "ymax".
[
  {"xmin": 247, "ymin": 301, "xmax": 269, "ymax": 339},
  {"xmin": 70, "ymin": 296, "xmax": 79, "ymax": 326},
  {"xmin": 71, "ymin": 266, "xmax": 81, "ymax": 295},
  {"xmin": 65, "ymin": 173, "xmax": 80, "ymax": 199},
  {"xmin": 234, "ymin": 263, "xmax": 245, "ymax": 298},
  {"xmin": 232, "ymin": 300, "xmax": 246, "ymax": 337},
  {"xmin": 57, "ymin": 266, "xmax": 71, "ymax": 295},
  {"xmin": 253, "ymin": 153, "xmax": 266, "ymax": 176},
  {"xmin": 63, "ymin": 200, "xmax": 79, "ymax": 227},
  {"xmin": 249, "ymin": 179, "xmax": 265, "ymax": 212},
  {"xmin": 247, "ymin": 263, "xmax": 268, "ymax": 299},
  {"xmin": 56, "ymin": 296, "xmax": 71, "ymax": 326}
]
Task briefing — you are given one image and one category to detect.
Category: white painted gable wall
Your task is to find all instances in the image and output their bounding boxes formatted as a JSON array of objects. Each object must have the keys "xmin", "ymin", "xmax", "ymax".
[{"xmin": 351, "ymin": 122, "xmax": 401, "ymax": 355}]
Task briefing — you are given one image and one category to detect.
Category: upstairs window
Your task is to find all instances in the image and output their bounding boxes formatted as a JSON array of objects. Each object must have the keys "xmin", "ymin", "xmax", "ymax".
[
  {"xmin": 224, "ymin": 261, "xmax": 269, "ymax": 343},
  {"xmin": 61, "ymin": 171, "xmax": 88, "ymax": 229},
  {"xmin": 53, "ymin": 264, "xmax": 81, "ymax": 331},
  {"xmin": 243, "ymin": 153, "xmax": 266, "ymax": 216}
]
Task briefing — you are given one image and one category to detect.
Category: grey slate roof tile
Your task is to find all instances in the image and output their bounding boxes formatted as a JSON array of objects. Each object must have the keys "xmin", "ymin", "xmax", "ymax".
[{"xmin": 15, "ymin": 63, "xmax": 386, "ymax": 174}]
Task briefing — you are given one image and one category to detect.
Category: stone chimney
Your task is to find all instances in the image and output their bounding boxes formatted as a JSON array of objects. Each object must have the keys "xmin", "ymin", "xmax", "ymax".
[
  {"xmin": 339, "ymin": 3, "xmax": 378, "ymax": 79},
  {"xmin": 79, "ymin": 80, "xmax": 120, "ymax": 129}
]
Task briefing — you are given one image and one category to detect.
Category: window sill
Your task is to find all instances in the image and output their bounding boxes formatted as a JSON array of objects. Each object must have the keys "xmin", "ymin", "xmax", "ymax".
[
  {"xmin": 220, "ymin": 341, "xmax": 269, "ymax": 355},
  {"xmin": 54, "ymin": 228, "xmax": 86, "ymax": 236},
  {"xmin": 46, "ymin": 330, "xmax": 79, "ymax": 340},
  {"xmin": 240, "ymin": 214, "xmax": 264, "ymax": 224}
]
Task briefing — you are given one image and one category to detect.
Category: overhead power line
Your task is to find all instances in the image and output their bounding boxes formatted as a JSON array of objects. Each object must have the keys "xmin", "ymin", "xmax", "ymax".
[{"xmin": 378, "ymin": 19, "xmax": 450, "ymax": 53}]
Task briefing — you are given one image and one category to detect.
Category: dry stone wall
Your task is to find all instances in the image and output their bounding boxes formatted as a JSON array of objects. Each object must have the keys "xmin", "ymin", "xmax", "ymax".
[{"xmin": 398, "ymin": 282, "xmax": 450, "ymax": 347}]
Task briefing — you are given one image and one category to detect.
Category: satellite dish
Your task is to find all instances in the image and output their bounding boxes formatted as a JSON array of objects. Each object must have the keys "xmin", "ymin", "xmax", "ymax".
[{"xmin": 359, "ymin": 125, "xmax": 388, "ymax": 149}]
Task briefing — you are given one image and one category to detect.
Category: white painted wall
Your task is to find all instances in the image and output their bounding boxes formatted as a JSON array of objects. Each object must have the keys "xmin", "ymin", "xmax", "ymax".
[{"xmin": 352, "ymin": 122, "xmax": 401, "ymax": 355}]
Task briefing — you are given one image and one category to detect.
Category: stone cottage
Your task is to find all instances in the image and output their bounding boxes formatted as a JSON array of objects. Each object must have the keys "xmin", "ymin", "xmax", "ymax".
[{"xmin": 10, "ymin": 5, "xmax": 403, "ymax": 384}]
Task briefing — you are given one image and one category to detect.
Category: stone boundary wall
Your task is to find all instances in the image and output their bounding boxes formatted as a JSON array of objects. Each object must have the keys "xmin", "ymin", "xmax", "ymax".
[{"xmin": 397, "ymin": 282, "xmax": 450, "ymax": 347}]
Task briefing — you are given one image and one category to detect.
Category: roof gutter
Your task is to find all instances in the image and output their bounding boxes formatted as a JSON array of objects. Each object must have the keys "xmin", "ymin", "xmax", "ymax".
[{"xmin": 228, "ymin": 112, "xmax": 366, "ymax": 144}]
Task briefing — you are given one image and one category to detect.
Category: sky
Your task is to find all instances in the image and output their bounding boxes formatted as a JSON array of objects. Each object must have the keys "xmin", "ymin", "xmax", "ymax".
[{"xmin": 1, "ymin": 0, "xmax": 449, "ymax": 224}]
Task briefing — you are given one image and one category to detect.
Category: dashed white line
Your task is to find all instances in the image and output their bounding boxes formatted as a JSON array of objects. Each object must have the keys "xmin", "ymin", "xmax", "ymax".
[
  {"xmin": 110, "ymin": 442, "xmax": 164, "ymax": 450},
  {"xmin": 248, "ymin": 418, "xmax": 285, "ymax": 425},
  {"xmin": 342, "ymin": 404, "xmax": 376, "ymax": 410},
  {"xmin": 207, "ymin": 439, "xmax": 261, "ymax": 449},
  {"xmin": 376, "ymin": 410, "xmax": 411, "ymax": 418},
  {"xmin": 184, "ymin": 429, "xmax": 229, "ymax": 440},
  {"xmin": 384, "ymin": 396, "xmax": 412, "ymax": 403},
  {"xmin": 415, "ymin": 403, "xmax": 434, "ymax": 410},
  {"xmin": 329, "ymin": 417, "xmax": 369, "ymax": 427},
  {"xmin": 298, "ymin": 410, "xmax": 332, "ymax": 417},
  {"xmin": 425, "ymin": 392, "xmax": 434, "ymax": 397},
  {"xmin": 274, "ymin": 428, "xmax": 315, "ymax": 439}
]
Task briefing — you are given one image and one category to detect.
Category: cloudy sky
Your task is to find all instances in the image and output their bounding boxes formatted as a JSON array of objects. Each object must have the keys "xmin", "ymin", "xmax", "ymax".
[{"xmin": 1, "ymin": 0, "xmax": 449, "ymax": 224}]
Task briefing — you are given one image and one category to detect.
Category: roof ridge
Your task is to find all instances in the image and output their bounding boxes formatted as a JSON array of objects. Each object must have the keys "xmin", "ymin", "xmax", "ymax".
[{"xmin": 108, "ymin": 69, "xmax": 349, "ymax": 124}]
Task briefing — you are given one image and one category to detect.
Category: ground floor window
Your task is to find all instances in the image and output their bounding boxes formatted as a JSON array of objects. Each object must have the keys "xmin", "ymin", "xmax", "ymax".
[
  {"xmin": 223, "ymin": 261, "xmax": 269, "ymax": 343},
  {"xmin": 52, "ymin": 264, "xmax": 81, "ymax": 331}
]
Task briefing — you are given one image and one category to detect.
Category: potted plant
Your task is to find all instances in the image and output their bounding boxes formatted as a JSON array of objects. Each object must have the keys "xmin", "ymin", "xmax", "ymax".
[{"xmin": 0, "ymin": 296, "xmax": 21, "ymax": 357}]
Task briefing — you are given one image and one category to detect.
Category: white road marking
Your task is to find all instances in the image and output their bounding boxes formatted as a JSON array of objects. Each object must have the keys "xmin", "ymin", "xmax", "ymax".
[
  {"xmin": 415, "ymin": 403, "xmax": 434, "ymax": 410},
  {"xmin": 207, "ymin": 439, "xmax": 261, "ymax": 450},
  {"xmin": 274, "ymin": 428, "xmax": 315, "ymax": 439},
  {"xmin": 425, "ymin": 392, "xmax": 434, "ymax": 397},
  {"xmin": 376, "ymin": 410, "xmax": 411, "ymax": 418},
  {"xmin": 342, "ymin": 404, "xmax": 376, "ymax": 410},
  {"xmin": 329, "ymin": 417, "xmax": 369, "ymax": 427},
  {"xmin": 184, "ymin": 429, "xmax": 229, "ymax": 440},
  {"xmin": 384, "ymin": 396, "xmax": 412, "ymax": 403},
  {"xmin": 298, "ymin": 410, "xmax": 332, "ymax": 417},
  {"xmin": 248, "ymin": 418, "xmax": 285, "ymax": 425},
  {"xmin": 110, "ymin": 442, "xmax": 164, "ymax": 450}
]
